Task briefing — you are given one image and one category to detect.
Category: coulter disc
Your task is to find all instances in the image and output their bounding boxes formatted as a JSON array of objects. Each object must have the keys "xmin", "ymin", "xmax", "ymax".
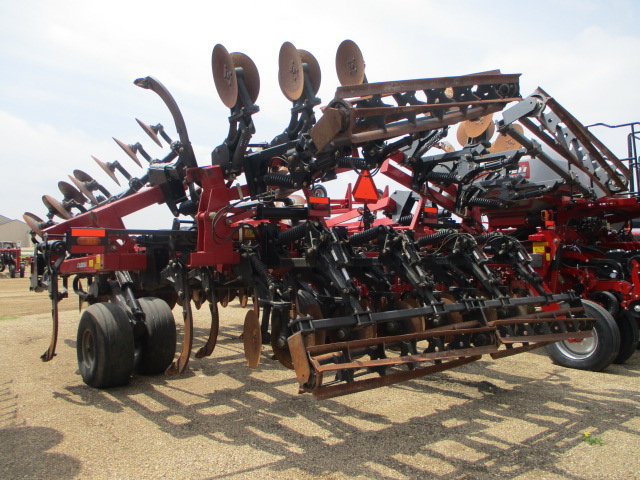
[
  {"xmin": 278, "ymin": 41, "xmax": 304, "ymax": 101},
  {"xmin": 212, "ymin": 44, "xmax": 238, "ymax": 108},
  {"xmin": 243, "ymin": 309, "xmax": 262, "ymax": 369},
  {"xmin": 336, "ymin": 39, "xmax": 365, "ymax": 86}
]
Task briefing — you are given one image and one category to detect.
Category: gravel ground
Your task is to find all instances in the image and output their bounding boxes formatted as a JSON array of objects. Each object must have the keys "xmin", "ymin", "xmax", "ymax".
[{"xmin": 1, "ymin": 277, "xmax": 639, "ymax": 480}]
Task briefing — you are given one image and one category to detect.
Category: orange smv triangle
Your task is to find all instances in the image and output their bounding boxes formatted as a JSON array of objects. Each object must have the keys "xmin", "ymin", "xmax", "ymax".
[{"xmin": 352, "ymin": 171, "xmax": 379, "ymax": 202}]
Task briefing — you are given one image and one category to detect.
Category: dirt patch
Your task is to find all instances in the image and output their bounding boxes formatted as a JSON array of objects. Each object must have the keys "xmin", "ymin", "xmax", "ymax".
[
  {"xmin": 0, "ymin": 278, "xmax": 77, "ymax": 317},
  {"xmin": 0, "ymin": 280, "xmax": 639, "ymax": 479}
]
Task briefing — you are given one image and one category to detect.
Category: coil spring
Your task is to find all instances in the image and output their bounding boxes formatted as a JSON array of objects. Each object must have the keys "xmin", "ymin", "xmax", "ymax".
[
  {"xmin": 263, "ymin": 173, "xmax": 296, "ymax": 188},
  {"xmin": 248, "ymin": 252, "xmax": 275, "ymax": 287},
  {"xmin": 277, "ymin": 222, "xmax": 308, "ymax": 244},
  {"xmin": 466, "ymin": 197, "xmax": 504, "ymax": 209},
  {"xmin": 425, "ymin": 171, "xmax": 457, "ymax": 183},
  {"xmin": 337, "ymin": 157, "xmax": 370, "ymax": 170},
  {"xmin": 398, "ymin": 214, "xmax": 413, "ymax": 226},
  {"xmin": 349, "ymin": 226, "xmax": 382, "ymax": 246},
  {"xmin": 417, "ymin": 229, "xmax": 454, "ymax": 247},
  {"xmin": 475, "ymin": 232, "xmax": 501, "ymax": 245}
]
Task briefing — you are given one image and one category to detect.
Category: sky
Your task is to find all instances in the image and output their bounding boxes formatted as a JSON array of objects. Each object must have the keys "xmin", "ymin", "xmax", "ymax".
[{"xmin": 1, "ymin": 0, "xmax": 639, "ymax": 232}]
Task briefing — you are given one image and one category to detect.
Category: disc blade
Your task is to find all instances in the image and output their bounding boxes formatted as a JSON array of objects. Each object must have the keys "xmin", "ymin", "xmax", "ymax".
[
  {"xmin": 397, "ymin": 299, "xmax": 425, "ymax": 333},
  {"xmin": 298, "ymin": 49, "xmax": 321, "ymax": 95},
  {"xmin": 135, "ymin": 118, "xmax": 163, "ymax": 148},
  {"xmin": 489, "ymin": 124, "xmax": 525, "ymax": 153},
  {"xmin": 58, "ymin": 181, "xmax": 86, "ymax": 204},
  {"xmin": 212, "ymin": 44, "xmax": 238, "ymax": 108},
  {"xmin": 92, "ymin": 156, "xmax": 121, "ymax": 186},
  {"xmin": 230, "ymin": 52, "xmax": 260, "ymax": 104},
  {"xmin": 69, "ymin": 175, "xmax": 98, "ymax": 205},
  {"xmin": 42, "ymin": 195, "xmax": 71, "ymax": 220},
  {"xmin": 23, "ymin": 212, "xmax": 44, "ymax": 237},
  {"xmin": 287, "ymin": 194, "xmax": 305, "ymax": 205},
  {"xmin": 73, "ymin": 169, "xmax": 94, "ymax": 183},
  {"xmin": 113, "ymin": 138, "xmax": 142, "ymax": 167},
  {"xmin": 336, "ymin": 39, "xmax": 365, "ymax": 86},
  {"xmin": 243, "ymin": 309, "xmax": 262, "ymax": 369},
  {"xmin": 278, "ymin": 41, "xmax": 304, "ymax": 101},
  {"xmin": 456, "ymin": 122, "xmax": 469, "ymax": 147},
  {"xmin": 463, "ymin": 113, "xmax": 494, "ymax": 138}
]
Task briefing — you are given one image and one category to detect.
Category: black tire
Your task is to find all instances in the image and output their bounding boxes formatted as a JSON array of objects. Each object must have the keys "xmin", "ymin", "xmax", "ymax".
[
  {"xmin": 613, "ymin": 312, "xmax": 639, "ymax": 364},
  {"xmin": 76, "ymin": 303, "xmax": 134, "ymax": 388},
  {"xmin": 8, "ymin": 263, "xmax": 16, "ymax": 278},
  {"xmin": 19, "ymin": 264, "xmax": 25, "ymax": 278},
  {"xmin": 545, "ymin": 299, "xmax": 620, "ymax": 371},
  {"xmin": 134, "ymin": 297, "xmax": 176, "ymax": 375},
  {"xmin": 311, "ymin": 185, "xmax": 327, "ymax": 198}
]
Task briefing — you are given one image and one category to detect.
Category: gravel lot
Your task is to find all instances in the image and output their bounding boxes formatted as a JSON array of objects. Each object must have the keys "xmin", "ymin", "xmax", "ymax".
[{"xmin": 1, "ymin": 277, "xmax": 639, "ymax": 479}]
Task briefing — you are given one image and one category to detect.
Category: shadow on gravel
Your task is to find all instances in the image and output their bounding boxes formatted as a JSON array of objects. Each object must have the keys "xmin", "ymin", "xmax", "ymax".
[
  {"xmin": 51, "ymin": 322, "xmax": 640, "ymax": 480},
  {"xmin": 0, "ymin": 426, "xmax": 82, "ymax": 479}
]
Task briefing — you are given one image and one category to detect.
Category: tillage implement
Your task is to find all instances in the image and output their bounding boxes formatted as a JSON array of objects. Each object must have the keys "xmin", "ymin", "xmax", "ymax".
[{"xmin": 26, "ymin": 40, "xmax": 613, "ymax": 399}]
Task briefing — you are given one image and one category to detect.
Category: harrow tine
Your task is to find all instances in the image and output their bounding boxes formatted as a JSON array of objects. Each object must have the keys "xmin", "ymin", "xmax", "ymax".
[
  {"xmin": 135, "ymin": 118, "xmax": 163, "ymax": 148},
  {"xmin": 40, "ymin": 273, "xmax": 61, "ymax": 362},
  {"xmin": 113, "ymin": 137, "xmax": 143, "ymax": 167},
  {"xmin": 195, "ymin": 300, "xmax": 220, "ymax": 359},
  {"xmin": 165, "ymin": 269, "xmax": 194, "ymax": 376}
]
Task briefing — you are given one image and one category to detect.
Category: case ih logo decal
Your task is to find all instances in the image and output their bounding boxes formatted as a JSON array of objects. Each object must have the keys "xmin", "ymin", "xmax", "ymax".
[{"xmin": 512, "ymin": 161, "xmax": 530, "ymax": 178}]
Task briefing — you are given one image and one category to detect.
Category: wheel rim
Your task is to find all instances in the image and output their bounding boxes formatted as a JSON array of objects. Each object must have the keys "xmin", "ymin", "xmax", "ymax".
[
  {"xmin": 81, "ymin": 329, "xmax": 95, "ymax": 370},
  {"xmin": 555, "ymin": 328, "xmax": 598, "ymax": 359}
]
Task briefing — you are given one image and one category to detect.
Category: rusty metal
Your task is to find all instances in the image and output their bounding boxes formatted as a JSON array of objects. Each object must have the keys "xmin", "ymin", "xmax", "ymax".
[
  {"xmin": 165, "ymin": 270, "xmax": 194, "ymax": 375},
  {"xmin": 243, "ymin": 309, "xmax": 262, "ymax": 369},
  {"xmin": 298, "ymin": 49, "xmax": 321, "ymax": 95},
  {"xmin": 112, "ymin": 138, "xmax": 142, "ymax": 167},
  {"xmin": 489, "ymin": 123, "xmax": 524, "ymax": 153},
  {"xmin": 212, "ymin": 44, "xmax": 238, "ymax": 108},
  {"xmin": 40, "ymin": 277, "xmax": 59, "ymax": 361},
  {"xmin": 135, "ymin": 118, "xmax": 163, "ymax": 148},
  {"xmin": 92, "ymin": 156, "xmax": 121, "ymax": 186},
  {"xmin": 278, "ymin": 41, "xmax": 304, "ymax": 101},
  {"xmin": 195, "ymin": 299, "xmax": 220, "ymax": 359},
  {"xmin": 58, "ymin": 181, "xmax": 86, "ymax": 205},
  {"xmin": 335, "ymin": 73, "xmax": 521, "ymax": 99},
  {"xmin": 464, "ymin": 113, "xmax": 494, "ymax": 138},
  {"xmin": 336, "ymin": 39, "xmax": 365, "ymax": 86},
  {"xmin": 23, "ymin": 212, "xmax": 44, "ymax": 237},
  {"xmin": 68, "ymin": 174, "xmax": 98, "ymax": 206},
  {"xmin": 230, "ymin": 52, "xmax": 260, "ymax": 104},
  {"xmin": 42, "ymin": 195, "xmax": 71, "ymax": 220}
]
